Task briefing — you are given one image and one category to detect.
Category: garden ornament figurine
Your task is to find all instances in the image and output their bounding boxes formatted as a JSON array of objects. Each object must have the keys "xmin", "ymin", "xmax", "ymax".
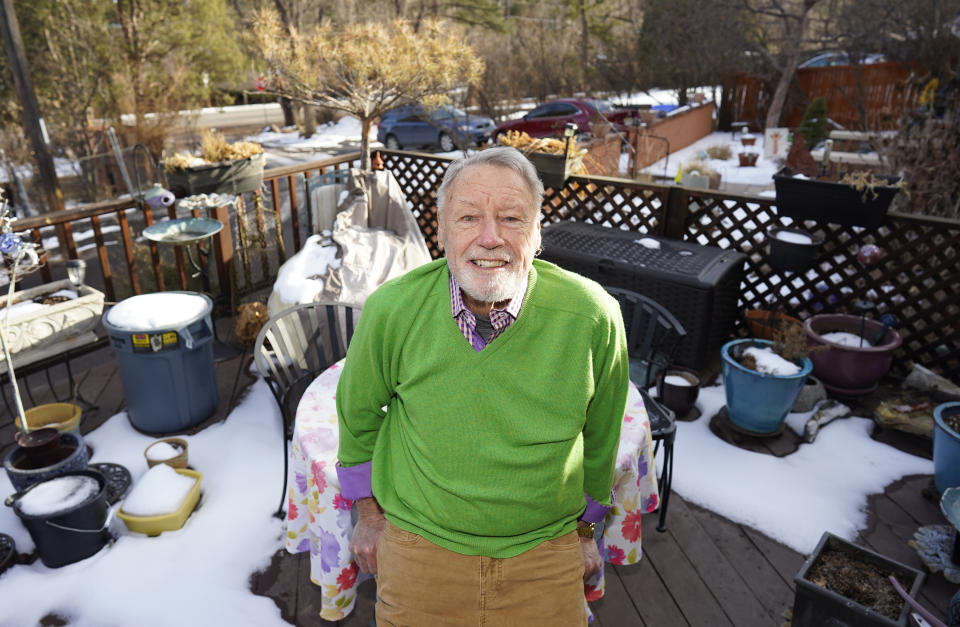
[{"xmin": 144, "ymin": 184, "xmax": 175, "ymax": 210}]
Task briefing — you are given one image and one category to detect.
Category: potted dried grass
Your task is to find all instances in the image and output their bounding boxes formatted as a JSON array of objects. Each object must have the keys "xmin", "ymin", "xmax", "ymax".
[
  {"xmin": 773, "ymin": 167, "xmax": 901, "ymax": 229},
  {"xmin": 164, "ymin": 130, "xmax": 265, "ymax": 197},
  {"xmin": 792, "ymin": 532, "xmax": 924, "ymax": 627}
]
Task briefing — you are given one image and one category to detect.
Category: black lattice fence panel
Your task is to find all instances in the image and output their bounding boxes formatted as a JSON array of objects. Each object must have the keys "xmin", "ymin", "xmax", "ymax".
[
  {"xmin": 382, "ymin": 150, "xmax": 451, "ymax": 258},
  {"xmin": 541, "ymin": 176, "xmax": 669, "ymax": 233},
  {"xmin": 680, "ymin": 186, "xmax": 960, "ymax": 380}
]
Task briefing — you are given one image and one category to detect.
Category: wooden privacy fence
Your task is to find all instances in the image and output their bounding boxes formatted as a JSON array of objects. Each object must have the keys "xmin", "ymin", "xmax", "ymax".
[
  {"xmin": 11, "ymin": 149, "xmax": 959, "ymax": 382},
  {"xmin": 732, "ymin": 62, "xmax": 922, "ymax": 131}
]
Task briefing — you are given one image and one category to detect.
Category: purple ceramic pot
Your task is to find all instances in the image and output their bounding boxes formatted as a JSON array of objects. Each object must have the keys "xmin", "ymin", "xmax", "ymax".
[{"xmin": 804, "ymin": 314, "xmax": 902, "ymax": 396}]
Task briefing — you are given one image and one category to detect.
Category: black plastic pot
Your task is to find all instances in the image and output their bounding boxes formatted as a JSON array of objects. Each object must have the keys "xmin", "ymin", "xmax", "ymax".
[
  {"xmin": 525, "ymin": 151, "xmax": 569, "ymax": 190},
  {"xmin": 793, "ymin": 532, "xmax": 925, "ymax": 627},
  {"xmin": 7, "ymin": 469, "xmax": 112, "ymax": 568},
  {"xmin": 767, "ymin": 226, "xmax": 823, "ymax": 274},
  {"xmin": 773, "ymin": 166, "xmax": 900, "ymax": 229}
]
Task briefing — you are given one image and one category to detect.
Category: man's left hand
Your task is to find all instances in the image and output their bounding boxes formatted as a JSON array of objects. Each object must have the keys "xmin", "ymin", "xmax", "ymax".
[{"xmin": 580, "ymin": 536, "xmax": 603, "ymax": 581}]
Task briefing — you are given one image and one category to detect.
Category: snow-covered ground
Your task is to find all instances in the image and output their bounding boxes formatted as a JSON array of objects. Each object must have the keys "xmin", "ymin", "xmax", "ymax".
[{"xmin": 636, "ymin": 131, "xmax": 781, "ymax": 194}]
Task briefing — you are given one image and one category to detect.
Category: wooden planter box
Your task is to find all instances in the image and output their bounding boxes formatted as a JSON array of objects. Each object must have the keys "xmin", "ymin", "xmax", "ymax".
[
  {"xmin": 166, "ymin": 152, "xmax": 265, "ymax": 197},
  {"xmin": 792, "ymin": 532, "xmax": 925, "ymax": 627},
  {"xmin": 773, "ymin": 167, "xmax": 900, "ymax": 229}
]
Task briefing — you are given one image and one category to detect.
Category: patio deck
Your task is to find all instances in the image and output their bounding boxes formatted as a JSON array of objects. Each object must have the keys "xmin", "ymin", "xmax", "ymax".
[{"xmin": 2, "ymin": 314, "xmax": 955, "ymax": 627}]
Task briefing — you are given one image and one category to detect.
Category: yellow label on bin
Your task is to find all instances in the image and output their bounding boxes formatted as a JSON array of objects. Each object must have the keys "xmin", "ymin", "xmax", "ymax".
[
  {"xmin": 131, "ymin": 333, "xmax": 150, "ymax": 350},
  {"xmin": 131, "ymin": 331, "xmax": 178, "ymax": 353}
]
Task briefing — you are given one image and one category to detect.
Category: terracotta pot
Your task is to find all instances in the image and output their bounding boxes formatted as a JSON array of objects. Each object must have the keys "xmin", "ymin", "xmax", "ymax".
[
  {"xmin": 738, "ymin": 152, "xmax": 759, "ymax": 166},
  {"xmin": 744, "ymin": 309, "xmax": 802, "ymax": 341}
]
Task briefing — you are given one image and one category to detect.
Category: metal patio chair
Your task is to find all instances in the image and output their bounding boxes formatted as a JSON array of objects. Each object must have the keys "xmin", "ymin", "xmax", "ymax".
[
  {"xmin": 603, "ymin": 286, "xmax": 687, "ymax": 532},
  {"xmin": 253, "ymin": 301, "xmax": 362, "ymax": 518}
]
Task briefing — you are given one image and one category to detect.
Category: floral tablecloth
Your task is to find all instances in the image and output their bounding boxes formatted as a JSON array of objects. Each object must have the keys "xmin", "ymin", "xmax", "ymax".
[{"xmin": 284, "ymin": 360, "xmax": 660, "ymax": 621}]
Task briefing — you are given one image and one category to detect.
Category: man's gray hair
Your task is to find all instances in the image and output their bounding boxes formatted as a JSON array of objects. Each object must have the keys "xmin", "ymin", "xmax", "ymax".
[{"xmin": 436, "ymin": 146, "xmax": 545, "ymax": 219}]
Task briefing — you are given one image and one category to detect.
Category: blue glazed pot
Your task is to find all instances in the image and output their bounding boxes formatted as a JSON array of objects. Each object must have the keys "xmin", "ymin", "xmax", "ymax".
[
  {"xmin": 2, "ymin": 431, "xmax": 89, "ymax": 493},
  {"xmin": 933, "ymin": 402, "xmax": 960, "ymax": 494},
  {"xmin": 722, "ymin": 338, "xmax": 812, "ymax": 435}
]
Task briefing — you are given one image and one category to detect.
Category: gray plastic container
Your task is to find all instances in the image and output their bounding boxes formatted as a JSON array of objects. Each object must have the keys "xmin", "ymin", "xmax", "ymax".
[{"xmin": 103, "ymin": 292, "xmax": 217, "ymax": 434}]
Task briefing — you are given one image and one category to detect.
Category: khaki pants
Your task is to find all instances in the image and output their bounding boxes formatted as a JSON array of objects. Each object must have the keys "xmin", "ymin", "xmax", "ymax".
[{"xmin": 376, "ymin": 522, "xmax": 587, "ymax": 627}]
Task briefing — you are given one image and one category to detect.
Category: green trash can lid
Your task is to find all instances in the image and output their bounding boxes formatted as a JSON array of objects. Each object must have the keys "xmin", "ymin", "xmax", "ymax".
[{"xmin": 106, "ymin": 292, "xmax": 210, "ymax": 331}]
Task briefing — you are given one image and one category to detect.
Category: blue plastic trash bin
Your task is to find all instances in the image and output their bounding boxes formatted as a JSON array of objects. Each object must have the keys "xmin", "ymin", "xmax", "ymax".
[{"xmin": 103, "ymin": 292, "xmax": 218, "ymax": 434}]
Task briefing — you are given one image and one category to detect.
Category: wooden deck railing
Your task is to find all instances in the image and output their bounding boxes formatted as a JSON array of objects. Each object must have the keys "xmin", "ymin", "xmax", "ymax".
[{"xmin": 12, "ymin": 150, "xmax": 960, "ymax": 381}]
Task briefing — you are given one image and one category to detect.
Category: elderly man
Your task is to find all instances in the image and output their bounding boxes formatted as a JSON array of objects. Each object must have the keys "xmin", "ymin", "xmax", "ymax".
[{"xmin": 336, "ymin": 146, "xmax": 628, "ymax": 626}]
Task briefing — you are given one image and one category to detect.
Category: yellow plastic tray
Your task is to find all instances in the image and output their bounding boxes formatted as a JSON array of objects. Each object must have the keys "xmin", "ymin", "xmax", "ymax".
[{"xmin": 117, "ymin": 469, "xmax": 202, "ymax": 536}]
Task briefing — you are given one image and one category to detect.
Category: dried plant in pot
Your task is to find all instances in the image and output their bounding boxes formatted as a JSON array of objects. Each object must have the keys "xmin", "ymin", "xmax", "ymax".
[
  {"xmin": 163, "ymin": 130, "xmax": 265, "ymax": 197},
  {"xmin": 744, "ymin": 308, "xmax": 803, "ymax": 342},
  {"xmin": 792, "ymin": 532, "xmax": 924, "ymax": 627},
  {"xmin": 720, "ymin": 320, "xmax": 814, "ymax": 435},
  {"xmin": 773, "ymin": 167, "xmax": 902, "ymax": 229}
]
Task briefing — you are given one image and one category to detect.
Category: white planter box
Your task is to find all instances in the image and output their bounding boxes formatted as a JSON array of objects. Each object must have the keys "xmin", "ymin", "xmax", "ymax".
[{"xmin": 0, "ymin": 279, "xmax": 106, "ymax": 373}]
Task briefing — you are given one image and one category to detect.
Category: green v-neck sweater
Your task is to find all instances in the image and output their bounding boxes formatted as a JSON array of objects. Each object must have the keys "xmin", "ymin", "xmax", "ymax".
[{"xmin": 337, "ymin": 258, "xmax": 628, "ymax": 558}]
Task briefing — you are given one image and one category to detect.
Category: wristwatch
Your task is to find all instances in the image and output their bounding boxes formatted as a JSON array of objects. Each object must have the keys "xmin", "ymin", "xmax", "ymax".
[{"xmin": 576, "ymin": 519, "xmax": 595, "ymax": 539}]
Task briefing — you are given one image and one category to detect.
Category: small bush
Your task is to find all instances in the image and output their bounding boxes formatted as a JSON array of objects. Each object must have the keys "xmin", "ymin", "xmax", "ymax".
[
  {"xmin": 797, "ymin": 97, "xmax": 830, "ymax": 150},
  {"xmin": 706, "ymin": 144, "xmax": 733, "ymax": 160}
]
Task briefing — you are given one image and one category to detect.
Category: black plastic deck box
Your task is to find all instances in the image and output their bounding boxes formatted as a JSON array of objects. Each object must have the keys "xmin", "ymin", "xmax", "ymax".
[{"xmin": 539, "ymin": 221, "xmax": 746, "ymax": 370}]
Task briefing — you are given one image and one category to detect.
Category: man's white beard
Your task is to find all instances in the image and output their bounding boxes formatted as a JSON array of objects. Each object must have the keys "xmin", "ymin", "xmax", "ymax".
[{"xmin": 450, "ymin": 261, "xmax": 525, "ymax": 305}]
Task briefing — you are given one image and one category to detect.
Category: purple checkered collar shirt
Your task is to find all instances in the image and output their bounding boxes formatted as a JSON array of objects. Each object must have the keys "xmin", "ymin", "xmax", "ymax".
[{"xmin": 449, "ymin": 272, "xmax": 528, "ymax": 352}]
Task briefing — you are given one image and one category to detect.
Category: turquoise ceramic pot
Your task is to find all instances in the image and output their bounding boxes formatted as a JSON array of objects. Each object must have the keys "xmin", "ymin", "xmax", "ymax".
[
  {"xmin": 933, "ymin": 402, "xmax": 960, "ymax": 494},
  {"xmin": 722, "ymin": 338, "xmax": 812, "ymax": 435}
]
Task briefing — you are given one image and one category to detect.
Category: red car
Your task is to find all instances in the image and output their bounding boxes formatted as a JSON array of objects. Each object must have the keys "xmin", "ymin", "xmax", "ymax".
[{"xmin": 493, "ymin": 98, "xmax": 632, "ymax": 141}]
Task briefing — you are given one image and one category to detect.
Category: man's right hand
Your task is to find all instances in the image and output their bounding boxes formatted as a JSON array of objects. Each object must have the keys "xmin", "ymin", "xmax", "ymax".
[{"xmin": 349, "ymin": 497, "xmax": 386, "ymax": 574}]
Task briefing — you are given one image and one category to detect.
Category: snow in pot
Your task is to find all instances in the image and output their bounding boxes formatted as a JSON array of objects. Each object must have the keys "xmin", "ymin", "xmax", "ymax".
[
  {"xmin": 145, "ymin": 441, "xmax": 182, "ymax": 463},
  {"xmin": 16, "ymin": 475, "xmax": 100, "ymax": 517},
  {"xmin": 106, "ymin": 292, "xmax": 210, "ymax": 330},
  {"xmin": 122, "ymin": 463, "xmax": 196, "ymax": 517},
  {"xmin": 820, "ymin": 331, "xmax": 868, "ymax": 347},
  {"xmin": 742, "ymin": 346, "xmax": 802, "ymax": 375}
]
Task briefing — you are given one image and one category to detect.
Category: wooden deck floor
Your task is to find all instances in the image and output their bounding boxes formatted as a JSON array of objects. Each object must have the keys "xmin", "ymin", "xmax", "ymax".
[{"xmin": 2, "ymin": 316, "xmax": 955, "ymax": 627}]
